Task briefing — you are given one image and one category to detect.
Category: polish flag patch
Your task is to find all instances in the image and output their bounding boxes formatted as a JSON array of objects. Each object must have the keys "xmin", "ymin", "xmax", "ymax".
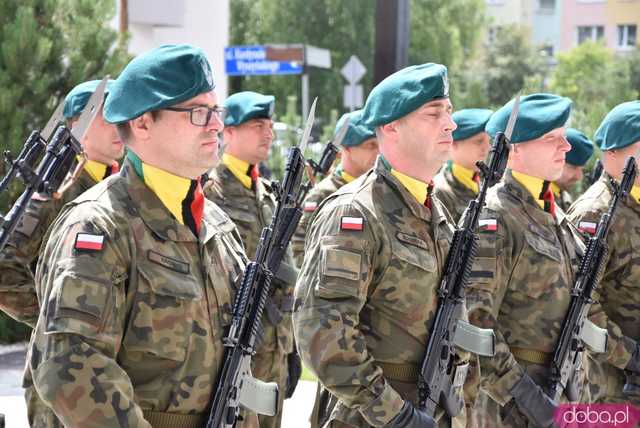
[
  {"xmin": 74, "ymin": 233, "xmax": 105, "ymax": 251},
  {"xmin": 479, "ymin": 219, "xmax": 497, "ymax": 232},
  {"xmin": 578, "ymin": 221, "xmax": 597, "ymax": 235},
  {"xmin": 303, "ymin": 201, "xmax": 318, "ymax": 212},
  {"xmin": 341, "ymin": 216, "xmax": 364, "ymax": 231}
]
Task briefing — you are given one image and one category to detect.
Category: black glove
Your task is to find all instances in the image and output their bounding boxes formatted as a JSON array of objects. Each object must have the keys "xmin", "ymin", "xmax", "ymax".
[
  {"xmin": 510, "ymin": 373, "xmax": 557, "ymax": 428},
  {"xmin": 385, "ymin": 401, "xmax": 436, "ymax": 428},
  {"xmin": 284, "ymin": 352, "xmax": 302, "ymax": 398},
  {"xmin": 626, "ymin": 343, "xmax": 640, "ymax": 373}
]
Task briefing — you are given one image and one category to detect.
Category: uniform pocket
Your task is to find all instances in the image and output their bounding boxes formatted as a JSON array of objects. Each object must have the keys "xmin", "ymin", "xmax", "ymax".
[
  {"xmin": 519, "ymin": 231, "xmax": 562, "ymax": 299},
  {"xmin": 315, "ymin": 235, "xmax": 369, "ymax": 300},
  {"xmin": 124, "ymin": 262, "xmax": 202, "ymax": 363}
]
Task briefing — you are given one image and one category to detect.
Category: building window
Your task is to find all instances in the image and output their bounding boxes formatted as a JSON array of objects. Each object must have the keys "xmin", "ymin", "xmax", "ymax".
[
  {"xmin": 539, "ymin": 0, "xmax": 555, "ymax": 9},
  {"xmin": 618, "ymin": 25, "xmax": 637, "ymax": 48},
  {"xmin": 577, "ymin": 25, "xmax": 605, "ymax": 44}
]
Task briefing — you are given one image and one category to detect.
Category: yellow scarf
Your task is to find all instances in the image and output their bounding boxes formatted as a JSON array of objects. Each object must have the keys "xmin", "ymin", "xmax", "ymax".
[
  {"xmin": 512, "ymin": 170, "xmax": 547, "ymax": 210},
  {"xmin": 550, "ymin": 182, "xmax": 562, "ymax": 198},
  {"xmin": 142, "ymin": 163, "xmax": 194, "ymax": 225},
  {"xmin": 630, "ymin": 185, "xmax": 640, "ymax": 205},
  {"xmin": 391, "ymin": 169, "xmax": 429, "ymax": 205},
  {"xmin": 451, "ymin": 163, "xmax": 479, "ymax": 194},
  {"xmin": 222, "ymin": 153, "xmax": 252, "ymax": 190},
  {"xmin": 83, "ymin": 159, "xmax": 109, "ymax": 183}
]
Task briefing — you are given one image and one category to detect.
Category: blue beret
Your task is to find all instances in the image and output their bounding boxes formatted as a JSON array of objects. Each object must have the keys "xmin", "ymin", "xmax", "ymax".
[
  {"xmin": 335, "ymin": 110, "xmax": 376, "ymax": 148},
  {"xmin": 452, "ymin": 109, "xmax": 493, "ymax": 141},
  {"xmin": 361, "ymin": 63, "xmax": 449, "ymax": 127},
  {"xmin": 485, "ymin": 93, "xmax": 572, "ymax": 144},
  {"xmin": 63, "ymin": 79, "xmax": 115, "ymax": 119},
  {"xmin": 565, "ymin": 128, "xmax": 594, "ymax": 166},
  {"xmin": 104, "ymin": 44, "xmax": 215, "ymax": 124},
  {"xmin": 223, "ymin": 91, "xmax": 275, "ymax": 126},
  {"xmin": 595, "ymin": 101, "xmax": 640, "ymax": 151}
]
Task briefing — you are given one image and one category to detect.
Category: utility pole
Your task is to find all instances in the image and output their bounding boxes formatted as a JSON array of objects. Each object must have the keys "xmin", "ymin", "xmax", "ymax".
[
  {"xmin": 119, "ymin": 0, "xmax": 128, "ymax": 34},
  {"xmin": 373, "ymin": 0, "xmax": 410, "ymax": 85}
]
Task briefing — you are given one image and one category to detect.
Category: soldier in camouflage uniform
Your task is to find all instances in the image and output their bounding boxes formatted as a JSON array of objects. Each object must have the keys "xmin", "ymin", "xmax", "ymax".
[
  {"xmin": 552, "ymin": 127, "xmax": 594, "ymax": 211},
  {"xmin": 294, "ymin": 63, "xmax": 474, "ymax": 428},
  {"xmin": 28, "ymin": 44, "xmax": 251, "ymax": 427},
  {"xmin": 0, "ymin": 79, "xmax": 123, "ymax": 428},
  {"xmin": 567, "ymin": 101, "xmax": 640, "ymax": 405},
  {"xmin": 291, "ymin": 109, "xmax": 377, "ymax": 268},
  {"xmin": 465, "ymin": 94, "xmax": 605, "ymax": 428},
  {"xmin": 0, "ymin": 79, "xmax": 121, "ymax": 327},
  {"xmin": 204, "ymin": 90, "xmax": 299, "ymax": 428},
  {"xmin": 433, "ymin": 108, "xmax": 492, "ymax": 223}
]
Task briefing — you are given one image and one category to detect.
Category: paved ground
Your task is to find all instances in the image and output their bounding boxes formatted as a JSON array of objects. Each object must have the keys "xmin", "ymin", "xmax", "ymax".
[{"xmin": 0, "ymin": 343, "xmax": 316, "ymax": 428}]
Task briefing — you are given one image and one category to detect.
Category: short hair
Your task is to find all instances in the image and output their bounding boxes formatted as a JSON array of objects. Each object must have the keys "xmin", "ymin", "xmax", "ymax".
[{"xmin": 115, "ymin": 110, "xmax": 162, "ymax": 145}]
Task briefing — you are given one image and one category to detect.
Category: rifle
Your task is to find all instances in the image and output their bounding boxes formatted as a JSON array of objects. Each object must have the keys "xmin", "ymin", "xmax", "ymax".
[
  {"xmin": 587, "ymin": 159, "xmax": 604, "ymax": 187},
  {"xmin": 548, "ymin": 152, "xmax": 637, "ymax": 402},
  {"xmin": 417, "ymin": 96, "xmax": 522, "ymax": 417},
  {"xmin": 206, "ymin": 99, "xmax": 318, "ymax": 428},
  {"xmin": 0, "ymin": 77, "xmax": 107, "ymax": 253}
]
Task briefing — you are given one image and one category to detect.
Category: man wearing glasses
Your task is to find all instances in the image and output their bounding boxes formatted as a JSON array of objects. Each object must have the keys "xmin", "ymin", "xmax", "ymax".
[
  {"xmin": 28, "ymin": 44, "xmax": 252, "ymax": 427},
  {"xmin": 205, "ymin": 90, "xmax": 300, "ymax": 428}
]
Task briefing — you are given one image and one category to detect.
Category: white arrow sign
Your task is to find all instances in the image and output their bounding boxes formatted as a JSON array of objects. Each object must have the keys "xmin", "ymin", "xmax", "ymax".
[{"xmin": 341, "ymin": 55, "xmax": 366, "ymax": 84}]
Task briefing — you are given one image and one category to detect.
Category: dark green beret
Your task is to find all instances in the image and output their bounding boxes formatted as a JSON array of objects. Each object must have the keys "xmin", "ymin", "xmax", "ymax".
[
  {"xmin": 485, "ymin": 93, "xmax": 572, "ymax": 144},
  {"xmin": 223, "ymin": 91, "xmax": 275, "ymax": 126},
  {"xmin": 63, "ymin": 79, "xmax": 115, "ymax": 119},
  {"xmin": 104, "ymin": 44, "xmax": 215, "ymax": 124},
  {"xmin": 452, "ymin": 109, "xmax": 493, "ymax": 141},
  {"xmin": 335, "ymin": 109, "xmax": 376, "ymax": 148},
  {"xmin": 361, "ymin": 63, "xmax": 449, "ymax": 127},
  {"xmin": 595, "ymin": 101, "xmax": 640, "ymax": 151},
  {"xmin": 565, "ymin": 128, "xmax": 594, "ymax": 166}
]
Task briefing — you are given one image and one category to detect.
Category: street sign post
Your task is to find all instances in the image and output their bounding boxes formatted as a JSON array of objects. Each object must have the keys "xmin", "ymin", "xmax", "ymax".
[{"xmin": 340, "ymin": 55, "xmax": 367, "ymax": 111}]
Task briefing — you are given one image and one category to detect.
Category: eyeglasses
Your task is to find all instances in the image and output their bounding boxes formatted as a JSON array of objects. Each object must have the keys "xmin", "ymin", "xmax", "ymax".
[{"xmin": 163, "ymin": 105, "xmax": 227, "ymax": 127}]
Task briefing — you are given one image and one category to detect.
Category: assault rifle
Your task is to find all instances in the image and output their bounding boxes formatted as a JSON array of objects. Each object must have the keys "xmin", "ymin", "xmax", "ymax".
[
  {"xmin": 587, "ymin": 159, "xmax": 604, "ymax": 187},
  {"xmin": 548, "ymin": 152, "xmax": 637, "ymax": 401},
  {"xmin": 417, "ymin": 96, "xmax": 522, "ymax": 417},
  {"xmin": 206, "ymin": 99, "xmax": 318, "ymax": 428},
  {"xmin": 0, "ymin": 78, "xmax": 107, "ymax": 252}
]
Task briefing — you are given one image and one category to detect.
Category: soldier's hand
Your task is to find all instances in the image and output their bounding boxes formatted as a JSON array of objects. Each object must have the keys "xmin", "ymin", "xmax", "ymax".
[
  {"xmin": 625, "ymin": 343, "xmax": 640, "ymax": 374},
  {"xmin": 509, "ymin": 373, "xmax": 557, "ymax": 428},
  {"xmin": 284, "ymin": 351, "xmax": 302, "ymax": 398},
  {"xmin": 385, "ymin": 401, "xmax": 436, "ymax": 428}
]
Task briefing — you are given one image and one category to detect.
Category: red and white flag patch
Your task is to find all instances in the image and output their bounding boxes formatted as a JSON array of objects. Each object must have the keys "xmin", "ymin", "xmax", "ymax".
[
  {"xmin": 479, "ymin": 219, "xmax": 497, "ymax": 232},
  {"xmin": 578, "ymin": 221, "xmax": 597, "ymax": 235},
  {"xmin": 74, "ymin": 233, "xmax": 105, "ymax": 251},
  {"xmin": 303, "ymin": 201, "xmax": 318, "ymax": 212},
  {"xmin": 341, "ymin": 216, "xmax": 364, "ymax": 231}
]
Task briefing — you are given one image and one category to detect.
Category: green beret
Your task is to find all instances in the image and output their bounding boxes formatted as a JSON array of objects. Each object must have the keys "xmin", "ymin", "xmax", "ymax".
[
  {"xmin": 104, "ymin": 44, "xmax": 214, "ymax": 124},
  {"xmin": 361, "ymin": 63, "xmax": 449, "ymax": 127},
  {"xmin": 223, "ymin": 91, "xmax": 275, "ymax": 126},
  {"xmin": 565, "ymin": 128, "xmax": 594, "ymax": 166},
  {"xmin": 595, "ymin": 101, "xmax": 640, "ymax": 151},
  {"xmin": 452, "ymin": 109, "xmax": 493, "ymax": 141},
  {"xmin": 63, "ymin": 79, "xmax": 115, "ymax": 119},
  {"xmin": 335, "ymin": 110, "xmax": 376, "ymax": 148},
  {"xmin": 485, "ymin": 93, "xmax": 572, "ymax": 144}
]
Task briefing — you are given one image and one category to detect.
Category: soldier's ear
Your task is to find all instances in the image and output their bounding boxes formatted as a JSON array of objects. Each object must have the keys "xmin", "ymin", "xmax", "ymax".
[{"xmin": 129, "ymin": 113, "xmax": 153, "ymax": 142}]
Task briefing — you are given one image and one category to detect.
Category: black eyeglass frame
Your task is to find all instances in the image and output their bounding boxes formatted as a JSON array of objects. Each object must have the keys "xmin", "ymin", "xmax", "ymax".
[{"xmin": 162, "ymin": 105, "xmax": 227, "ymax": 127}]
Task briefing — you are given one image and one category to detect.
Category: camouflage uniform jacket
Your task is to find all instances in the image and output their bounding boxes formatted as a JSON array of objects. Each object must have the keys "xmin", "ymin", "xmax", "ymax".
[
  {"xmin": 293, "ymin": 157, "xmax": 465, "ymax": 427},
  {"xmin": 566, "ymin": 173, "xmax": 638, "ymax": 380},
  {"xmin": 0, "ymin": 169, "xmax": 98, "ymax": 327},
  {"xmin": 29, "ymin": 159, "xmax": 247, "ymax": 427},
  {"xmin": 433, "ymin": 166, "xmax": 476, "ymax": 224},
  {"xmin": 206, "ymin": 162, "xmax": 296, "ymax": 355},
  {"xmin": 465, "ymin": 170, "xmax": 596, "ymax": 406},
  {"xmin": 291, "ymin": 172, "xmax": 347, "ymax": 266}
]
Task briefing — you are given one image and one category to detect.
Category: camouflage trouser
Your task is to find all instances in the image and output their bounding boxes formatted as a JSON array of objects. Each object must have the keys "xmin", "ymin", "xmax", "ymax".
[{"xmin": 587, "ymin": 352, "xmax": 640, "ymax": 406}]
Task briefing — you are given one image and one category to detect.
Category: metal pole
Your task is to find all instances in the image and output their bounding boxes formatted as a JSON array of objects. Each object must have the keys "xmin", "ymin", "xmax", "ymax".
[{"xmin": 301, "ymin": 73, "xmax": 309, "ymax": 120}]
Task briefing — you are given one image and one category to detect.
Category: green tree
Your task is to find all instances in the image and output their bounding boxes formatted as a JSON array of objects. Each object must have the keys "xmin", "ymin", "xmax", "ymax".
[{"xmin": 549, "ymin": 41, "xmax": 637, "ymax": 137}]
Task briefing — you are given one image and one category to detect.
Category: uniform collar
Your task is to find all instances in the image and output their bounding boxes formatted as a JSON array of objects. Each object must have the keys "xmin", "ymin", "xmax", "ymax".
[
  {"xmin": 125, "ymin": 151, "xmax": 205, "ymax": 240},
  {"xmin": 83, "ymin": 158, "xmax": 119, "ymax": 183},
  {"xmin": 511, "ymin": 170, "xmax": 547, "ymax": 210},
  {"xmin": 375, "ymin": 156, "xmax": 446, "ymax": 224},
  {"xmin": 630, "ymin": 185, "xmax": 640, "ymax": 206},
  {"xmin": 451, "ymin": 162, "xmax": 479, "ymax": 194},
  {"xmin": 550, "ymin": 181, "xmax": 562, "ymax": 198},
  {"xmin": 504, "ymin": 170, "xmax": 561, "ymax": 225},
  {"xmin": 222, "ymin": 153, "xmax": 252, "ymax": 190}
]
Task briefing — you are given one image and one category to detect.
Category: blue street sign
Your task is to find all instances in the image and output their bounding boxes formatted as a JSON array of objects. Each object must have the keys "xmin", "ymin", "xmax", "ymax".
[{"xmin": 225, "ymin": 45, "xmax": 303, "ymax": 76}]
